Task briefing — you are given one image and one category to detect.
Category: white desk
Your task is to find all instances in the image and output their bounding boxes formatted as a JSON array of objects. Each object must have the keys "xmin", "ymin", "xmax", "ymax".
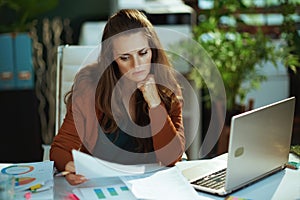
[
  {"xmin": 52, "ymin": 153, "xmax": 300, "ymax": 200},
  {"xmin": 1, "ymin": 154, "xmax": 299, "ymax": 199}
]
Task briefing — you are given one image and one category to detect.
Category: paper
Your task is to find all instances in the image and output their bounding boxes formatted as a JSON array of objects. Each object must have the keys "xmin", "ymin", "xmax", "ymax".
[
  {"xmin": 121, "ymin": 166, "xmax": 201, "ymax": 200},
  {"xmin": 73, "ymin": 183, "xmax": 136, "ymax": 200},
  {"xmin": 0, "ymin": 161, "xmax": 54, "ymax": 200},
  {"xmin": 15, "ymin": 187, "xmax": 54, "ymax": 200},
  {"xmin": 0, "ymin": 161, "xmax": 54, "ymax": 192},
  {"xmin": 72, "ymin": 150, "xmax": 161, "ymax": 179}
]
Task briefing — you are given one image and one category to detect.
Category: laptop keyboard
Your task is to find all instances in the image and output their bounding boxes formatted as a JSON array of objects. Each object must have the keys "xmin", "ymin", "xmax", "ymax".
[{"xmin": 191, "ymin": 168, "xmax": 227, "ymax": 190}]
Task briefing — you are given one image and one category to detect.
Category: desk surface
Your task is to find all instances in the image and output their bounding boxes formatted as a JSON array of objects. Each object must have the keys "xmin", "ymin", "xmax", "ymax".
[
  {"xmin": 1, "ymin": 154, "xmax": 298, "ymax": 199},
  {"xmin": 52, "ymin": 153, "xmax": 300, "ymax": 200}
]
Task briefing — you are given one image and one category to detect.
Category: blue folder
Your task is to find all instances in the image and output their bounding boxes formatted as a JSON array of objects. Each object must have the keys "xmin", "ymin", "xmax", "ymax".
[
  {"xmin": 14, "ymin": 33, "xmax": 34, "ymax": 89},
  {"xmin": 0, "ymin": 34, "xmax": 15, "ymax": 90}
]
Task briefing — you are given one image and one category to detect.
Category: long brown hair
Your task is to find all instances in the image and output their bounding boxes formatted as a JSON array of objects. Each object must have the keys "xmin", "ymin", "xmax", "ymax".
[{"xmin": 67, "ymin": 9, "xmax": 182, "ymax": 152}]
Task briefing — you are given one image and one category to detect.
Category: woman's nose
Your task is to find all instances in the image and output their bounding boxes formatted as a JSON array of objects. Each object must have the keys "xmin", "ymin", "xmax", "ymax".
[{"xmin": 132, "ymin": 56, "xmax": 141, "ymax": 68}]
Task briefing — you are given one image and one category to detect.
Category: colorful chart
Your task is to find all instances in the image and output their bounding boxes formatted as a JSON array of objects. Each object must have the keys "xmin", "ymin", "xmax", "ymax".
[
  {"xmin": 93, "ymin": 186, "xmax": 130, "ymax": 199},
  {"xmin": 0, "ymin": 161, "xmax": 54, "ymax": 193},
  {"xmin": 1, "ymin": 165, "xmax": 34, "ymax": 175},
  {"xmin": 15, "ymin": 177, "xmax": 36, "ymax": 186},
  {"xmin": 75, "ymin": 185, "xmax": 134, "ymax": 200},
  {"xmin": 1, "ymin": 165, "xmax": 36, "ymax": 187}
]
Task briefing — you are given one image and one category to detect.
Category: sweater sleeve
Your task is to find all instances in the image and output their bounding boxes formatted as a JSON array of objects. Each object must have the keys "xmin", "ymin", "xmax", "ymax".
[
  {"xmin": 50, "ymin": 76, "xmax": 99, "ymax": 172},
  {"xmin": 50, "ymin": 104, "xmax": 82, "ymax": 172},
  {"xmin": 150, "ymin": 97, "xmax": 185, "ymax": 166}
]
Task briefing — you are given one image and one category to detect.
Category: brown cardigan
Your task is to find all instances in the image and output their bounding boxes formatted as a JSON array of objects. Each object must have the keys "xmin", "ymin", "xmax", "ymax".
[{"xmin": 50, "ymin": 79, "xmax": 185, "ymax": 172}]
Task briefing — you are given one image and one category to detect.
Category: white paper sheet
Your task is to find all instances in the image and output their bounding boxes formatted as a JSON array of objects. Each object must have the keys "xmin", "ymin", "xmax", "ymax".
[
  {"xmin": 0, "ymin": 161, "xmax": 54, "ymax": 200},
  {"xmin": 72, "ymin": 150, "xmax": 161, "ymax": 179},
  {"xmin": 121, "ymin": 166, "xmax": 201, "ymax": 200},
  {"xmin": 73, "ymin": 183, "xmax": 136, "ymax": 200},
  {"xmin": 0, "ymin": 161, "xmax": 54, "ymax": 192}
]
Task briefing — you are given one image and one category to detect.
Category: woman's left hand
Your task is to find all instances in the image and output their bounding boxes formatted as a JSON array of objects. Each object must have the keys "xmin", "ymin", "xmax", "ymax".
[
  {"xmin": 64, "ymin": 161, "xmax": 88, "ymax": 185},
  {"xmin": 137, "ymin": 74, "xmax": 161, "ymax": 108}
]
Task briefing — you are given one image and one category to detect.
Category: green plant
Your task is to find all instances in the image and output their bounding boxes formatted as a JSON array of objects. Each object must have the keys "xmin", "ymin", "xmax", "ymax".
[
  {"xmin": 0, "ymin": 0, "xmax": 58, "ymax": 33},
  {"xmin": 170, "ymin": 1, "xmax": 300, "ymax": 110},
  {"xmin": 290, "ymin": 145, "xmax": 300, "ymax": 157},
  {"xmin": 280, "ymin": 0, "xmax": 300, "ymax": 66}
]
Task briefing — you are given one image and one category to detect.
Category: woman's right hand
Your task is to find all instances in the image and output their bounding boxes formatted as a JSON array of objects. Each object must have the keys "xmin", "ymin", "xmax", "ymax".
[
  {"xmin": 64, "ymin": 161, "xmax": 88, "ymax": 185},
  {"xmin": 137, "ymin": 74, "xmax": 161, "ymax": 108}
]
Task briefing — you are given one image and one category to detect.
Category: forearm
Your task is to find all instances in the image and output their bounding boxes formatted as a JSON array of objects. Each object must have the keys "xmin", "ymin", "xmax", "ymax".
[
  {"xmin": 50, "ymin": 144, "xmax": 73, "ymax": 172},
  {"xmin": 149, "ymin": 104, "xmax": 185, "ymax": 166},
  {"xmin": 50, "ymin": 115, "xmax": 82, "ymax": 171}
]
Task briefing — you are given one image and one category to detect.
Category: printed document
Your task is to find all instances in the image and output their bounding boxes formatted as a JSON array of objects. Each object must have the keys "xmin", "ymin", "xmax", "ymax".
[{"xmin": 72, "ymin": 150, "xmax": 160, "ymax": 179}]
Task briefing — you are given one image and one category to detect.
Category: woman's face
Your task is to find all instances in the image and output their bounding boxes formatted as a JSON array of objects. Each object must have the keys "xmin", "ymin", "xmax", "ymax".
[{"xmin": 113, "ymin": 31, "xmax": 152, "ymax": 82}]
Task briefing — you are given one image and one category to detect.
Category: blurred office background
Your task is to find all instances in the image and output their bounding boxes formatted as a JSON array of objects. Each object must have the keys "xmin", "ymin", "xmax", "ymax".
[{"xmin": 0, "ymin": 0, "xmax": 299, "ymax": 162}]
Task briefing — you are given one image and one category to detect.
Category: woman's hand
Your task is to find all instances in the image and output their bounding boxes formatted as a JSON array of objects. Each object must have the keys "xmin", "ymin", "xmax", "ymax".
[
  {"xmin": 64, "ymin": 161, "xmax": 87, "ymax": 185},
  {"xmin": 137, "ymin": 74, "xmax": 161, "ymax": 108}
]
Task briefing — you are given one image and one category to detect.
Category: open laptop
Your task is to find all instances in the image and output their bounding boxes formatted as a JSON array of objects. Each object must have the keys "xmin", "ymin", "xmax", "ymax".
[{"xmin": 182, "ymin": 97, "xmax": 295, "ymax": 196}]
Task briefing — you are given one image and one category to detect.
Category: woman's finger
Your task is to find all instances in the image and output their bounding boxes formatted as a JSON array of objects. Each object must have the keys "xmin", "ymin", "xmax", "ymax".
[{"xmin": 65, "ymin": 174, "xmax": 87, "ymax": 185}]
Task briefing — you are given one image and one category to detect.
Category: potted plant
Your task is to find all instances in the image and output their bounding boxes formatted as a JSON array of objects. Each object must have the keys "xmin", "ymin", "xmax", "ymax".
[
  {"xmin": 173, "ymin": 5, "xmax": 299, "ymax": 111},
  {"xmin": 169, "ymin": 0, "xmax": 300, "ymax": 156}
]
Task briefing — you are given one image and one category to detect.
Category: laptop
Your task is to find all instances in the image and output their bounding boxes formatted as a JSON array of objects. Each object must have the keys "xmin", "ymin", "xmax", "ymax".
[{"xmin": 182, "ymin": 97, "xmax": 295, "ymax": 196}]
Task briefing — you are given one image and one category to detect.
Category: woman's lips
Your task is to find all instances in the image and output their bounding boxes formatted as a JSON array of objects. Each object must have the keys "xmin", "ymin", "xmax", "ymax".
[{"xmin": 132, "ymin": 70, "xmax": 145, "ymax": 76}]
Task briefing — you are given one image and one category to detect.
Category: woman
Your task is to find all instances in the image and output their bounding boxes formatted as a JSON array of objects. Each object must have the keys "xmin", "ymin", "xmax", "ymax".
[{"xmin": 50, "ymin": 9, "xmax": 185, "ymax": 185}]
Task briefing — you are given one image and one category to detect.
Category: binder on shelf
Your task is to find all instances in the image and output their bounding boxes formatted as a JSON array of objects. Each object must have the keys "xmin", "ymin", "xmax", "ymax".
[
  {"xmin": 0, "ymin": 33, "xmax": 15, "ymax": 90},
  {"xmin": 14, "ymin": 33, "xmax": 34, "ymax": 89}
]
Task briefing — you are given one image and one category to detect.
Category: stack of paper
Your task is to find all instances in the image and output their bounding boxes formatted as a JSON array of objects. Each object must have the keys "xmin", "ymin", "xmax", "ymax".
[
  {"xmin": 73, "ymin": 150, "xmax": 201, "ymax": 200},
  {"xmin": 0, "ymin": 160, "xmax": 54, "ymax": 200}
]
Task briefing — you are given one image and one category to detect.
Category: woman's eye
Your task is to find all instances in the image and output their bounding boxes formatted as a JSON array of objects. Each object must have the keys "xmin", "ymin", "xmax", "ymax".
[
  {"xmin": 140, "ymin": 49, "xmax": 149, "ymax": 56},
  {"xmin": 120, "ymin": 56, "xmax": 129, "ymax": 61}
]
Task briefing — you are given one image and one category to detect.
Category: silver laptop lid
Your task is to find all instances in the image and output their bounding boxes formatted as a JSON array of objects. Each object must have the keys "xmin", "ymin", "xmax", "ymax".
[{"xmin": 225, "ymin": 97, "xmax": 295, "ymax": 192}]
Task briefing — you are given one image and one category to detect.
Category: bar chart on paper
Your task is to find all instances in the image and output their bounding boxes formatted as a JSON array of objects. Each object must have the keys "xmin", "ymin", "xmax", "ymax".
[{"xmin": 73, "ymin": 184, "xmax": 137, "ymax": 200}]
